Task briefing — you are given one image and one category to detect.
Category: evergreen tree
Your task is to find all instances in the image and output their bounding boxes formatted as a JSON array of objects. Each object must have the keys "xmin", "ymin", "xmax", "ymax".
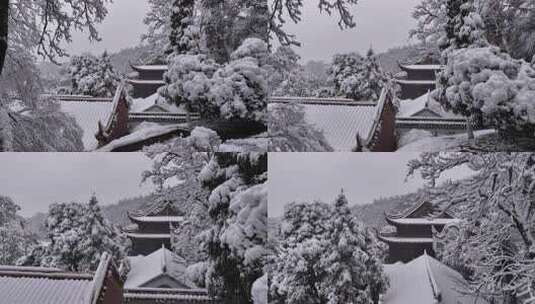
[
  {"xmin": 437, "ymin": 0, "xmax": 487, "ymax": 139},
  {"xmin": 198, "ymin": 152, "xmax": 268, "ymax": 304},
  {"xmin": 18, "ymin": 195, "xmax": 127, "ymax": 272},
  {"xmin": 66, "ymin": 52, "xmax": 120, "ymax": 97},
  {"xmin": 270, "ymin": 191, "xmax": 388, "ymax": 304},
  {"xmin": 330, "ymin": 51, "xmax": 387, "ymax": 101},
  {"xmin": 167, "ymin": 0, "xmax": 199, "ymax": 55},
  {"xmin": 440, "ymin": 0, "xmax": 487, "ymax": 53},
  {"xmin": 0, "ymin": 196, "xmax": 34, "ymax": 265}
]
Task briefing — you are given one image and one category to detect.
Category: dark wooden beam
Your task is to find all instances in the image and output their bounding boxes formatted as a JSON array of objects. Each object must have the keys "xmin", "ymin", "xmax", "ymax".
[{"xmin": 0, "ymin": 0, "xmax": 8, "ymax": 75}]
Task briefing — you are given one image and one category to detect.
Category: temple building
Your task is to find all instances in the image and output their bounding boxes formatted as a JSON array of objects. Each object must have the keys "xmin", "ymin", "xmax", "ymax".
[
  {"xmin": 127, "ymin": 65, "xmax": 167, "ymax": 99},
  {"xmin": 395, "ymin": 62, "xmax": 441, "ymax": 100},
  {"xmin": 378, "ymin": 201, "xmax": 458, "ymax": 263},
  {"xmin": 394, "ymin": 60, "xmax": 468, "ymax": 140},
  {"xmin": 123, "ymin": 199, "xmax": 184, "ymax": 256}
]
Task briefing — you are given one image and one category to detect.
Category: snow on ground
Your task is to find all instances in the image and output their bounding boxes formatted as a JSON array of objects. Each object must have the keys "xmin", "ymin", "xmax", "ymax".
[
  {"xmin": 398, "ymin": 130, "xmax": 496, "ymax": 152},
  {"xmin": 97, "ymin": 122, "xmax": 188, "ymax": 152},
  {"xmin": 59, "ymin": 101, "xmax": 113, "ymax": 150},
  {"xmin": 398, "ymin": 129, "xmax": 434, "ymax": 147}
]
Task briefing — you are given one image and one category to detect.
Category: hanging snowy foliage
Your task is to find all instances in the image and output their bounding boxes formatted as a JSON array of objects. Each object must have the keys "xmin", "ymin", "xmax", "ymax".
[
  {"xmin": 329, "ymin": 50, "xmax": 387, "ymax": 101},
  {"xmin": 270, "ymin": 191, "xmax": 388, "ymax": 304},
  {"xmin": 65, "ymin": 52, "xmax": 120, "ymax": 97},
  {"xmin": 18, "ymin": 195, "xmax": 127, "ymax": 272},
  {"xmin": 0, "ymin": 52, "xmax": 84, "ymax": 152},
  {"xmin": 408, "ymin": 152, "xmax": 535, "ymax": 301}
]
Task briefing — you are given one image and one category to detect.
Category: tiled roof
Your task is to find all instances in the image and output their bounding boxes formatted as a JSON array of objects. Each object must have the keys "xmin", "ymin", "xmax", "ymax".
[
  {"xmin": 0, "ymin": 274, "xmax": 94, "ymax": 304},
  {"xmin": 300, "ymin": 102, "xmax": 376, "ymax": 151},
  {"xmin": 270, "ymin": 86, "xmax": 396, "ymax": 151},
  {"xmin": 59, "ymin": 100, "xmax": 114, "ymax": 150},
  {"xmin": 0, "ymin": 253, "xmax": 115, "ymax": 304}
]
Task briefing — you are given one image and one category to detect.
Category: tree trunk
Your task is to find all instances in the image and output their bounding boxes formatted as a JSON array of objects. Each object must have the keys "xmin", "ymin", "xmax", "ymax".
[
  {"xmin": 466, "ymin": 115, "xmax": 474, "ymax": 141},
  {"xmin": 0, "ymin": 0, "xmax": 8, "ymax": 75}
]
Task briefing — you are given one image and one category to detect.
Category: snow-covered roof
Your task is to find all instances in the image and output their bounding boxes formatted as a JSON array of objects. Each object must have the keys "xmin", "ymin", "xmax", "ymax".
[
  {"xmin": 130, "ymin": 93, "xmax": 187, "ymax": 114},
  {"xmin": 398, "ymin": 129, "xmax": 496, "ymax": 152},
  {"xmin": 399, "ymin": 64, "xmax": 443, "ymax": 70},
  {"xmin": 129, "ymin": 216, "xmax": 184, "ymax": 223},
  {"xmin": 383, "ymin": 253, "xmax": 490, "ymax": 304},
  {"xmin": 128, "ymin": 199, "xmax": 180, "ymax": 218},
  {"xmin": 378, "ymin": 235, "xmax": 434, "ymax": 244},
  {"xmin": 126, "ymin": 233, "xmax": 171, "ymax": 239},
  {"xmin": 131, "ymin": 65, "xmax": 168, "ymax": 71},
  {"xmin": 124, "ymin": 246, "xmax": 194, "ymax": 289},
  {"xmin": 300, "ymin": 102, "xmax": 377, "ymax": 151},
  {"xmin": 0, "ymin": 253, "xmax": 115, "ymax": 304},
  {"xmin": 395, "ymin": 79, "xmax": 436, "ymax": 85},
  {"xmin": 59, "ymin": 101, "xmax": 114, "ymax": 150},
  {"xmin": 0, "ymin": 273, "xmax": 94, "ymax": 304},
  {"xmin": 126, "ymin": 79, "xmax": 166, "ymax": 85},
  {"xmin": 386, "ymin": 218, "xmax": 460, "ymax": 225},
  {"xmin": 398, "ymin": 92, "xmax": 462, "ymax": 119},
  {"xmin": 96, "ymin": 122, "xmax": 189, "ymax": 152}
]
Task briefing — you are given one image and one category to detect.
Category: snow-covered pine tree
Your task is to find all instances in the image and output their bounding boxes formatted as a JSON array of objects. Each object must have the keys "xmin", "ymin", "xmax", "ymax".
[
  {"xmin": 167, "ymin": 0, "xmax": 199, "ymax": 55},
  {"xmin": 199, "ymin": 0, "xmax": 269, "ymax": 64},
  {"xmin": 436, "ymin": 0, "xmax": 487, "ymax": 139},
  {"xmin": 0, "ymin": 196, "xmax": 35, "ymax": 265},
  {"xmin": 18, "ymin": 195, "xmax": 127, "ymax": 272},
  {"xmin": 198, "ymin": 152, "xmax": 267, "ymax": 304},
  {"xmin": 360, "ymin": 48, "xmax": 387, "ymax": 101},
  {"xmin": 66, "ymin": 52, "xmax": 119, "ymax": 97},
  {"xmin": 270, "ymin": 191, "xmax": 388, "ymax": 304},
  {"xmin": 330, "ymin": 51, "xmax": 386, "ymax": 101},
  {"xmin": 440, "ymin": 0, "xmax": 487, "ymax": 53}
]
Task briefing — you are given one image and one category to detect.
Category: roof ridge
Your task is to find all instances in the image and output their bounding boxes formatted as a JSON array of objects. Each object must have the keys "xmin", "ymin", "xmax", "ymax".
[
  {"xmin": 88, "ymin": 252, "xmax": 112, "ymax": 304},
  {"xmin": 0, "ymin": 270, "xmax": 93, "ymax": 280},
  {"xmin": 423, "ymin": 252, "xmax": 442, "ymax": 303}
]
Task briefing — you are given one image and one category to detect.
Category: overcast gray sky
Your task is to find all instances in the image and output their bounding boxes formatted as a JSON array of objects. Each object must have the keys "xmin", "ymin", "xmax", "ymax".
[
  {"xmin": 0, "ymin": 153, "xmax": 155, "ymax": 217},
  {"xmin": 66, "ymin": 0, "xmax": 421, "ymax": 62},
  {"xmin": 268, "ymin": 153, "xmax": 473, "ymax": 218}
]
